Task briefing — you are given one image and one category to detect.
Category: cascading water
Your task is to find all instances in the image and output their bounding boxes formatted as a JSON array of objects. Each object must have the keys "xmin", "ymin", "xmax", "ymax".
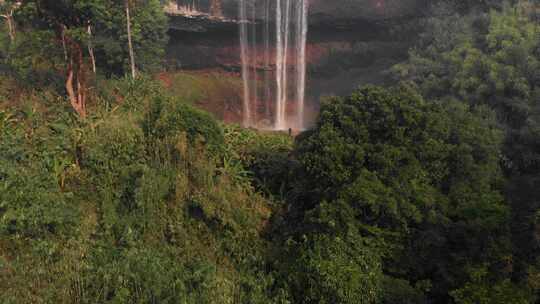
[
  {"xmin": 177, "ymin": 0, "xmax": 200, "ymax": 15},
  {"xmin": 295, "ymin": 0, "xmax": 308, "ymax": 128},
  {"xmin": 239, "ymin": 0, "xmax": 253, "ymax": 126},
  {"xmin": 239, "ymin": 0, "xmax": 309, "ymax": 130},
  {"xmin": 166, "ymin": 0, "xmax": 223, "ymax": 18}
]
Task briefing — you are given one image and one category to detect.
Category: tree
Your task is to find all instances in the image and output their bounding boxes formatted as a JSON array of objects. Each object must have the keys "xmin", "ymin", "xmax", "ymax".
[
  {"xmin": 393, "ymin": 3, "xmax": 540, "ymax": 295},
  {"xmin": 87, "ymin": 19, "xmax": 96, "ymax": 73},
  {"xmin": 8, "ymin": 0, "xmax": 168, "ymax": 115},
  {"xmin": 92, "ymin": 0, "xmax": 168, "ymax": 76},
  {"xmin": 284, "ymin": 232, "xmax": 382, "ymax": 304},
  {"xmin": 290, "ymin": 85, "xmax": 509, "ymax": 301},
  {"xmin": 17, "ymin": 0, "xmax": 110, "ymax": 117},
  {"xmin": 394, "ymin": 2, "xmax": 540, "ymax": 169}
]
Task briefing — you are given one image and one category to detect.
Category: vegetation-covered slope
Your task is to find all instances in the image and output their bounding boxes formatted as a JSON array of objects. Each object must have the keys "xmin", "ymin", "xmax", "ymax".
[{"xmin": 0, "ymin": 77, "xmax": 288, "ymax": 303}]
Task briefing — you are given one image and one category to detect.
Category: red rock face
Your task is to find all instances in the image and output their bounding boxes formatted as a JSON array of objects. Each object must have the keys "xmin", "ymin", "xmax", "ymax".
[
  {"xmin": 191, "ymin": 40, "xmax": 356, "ymax": 71},
  {"xmin": 173, "ymin": 0, "xmax": 428, "ymax": 24}
]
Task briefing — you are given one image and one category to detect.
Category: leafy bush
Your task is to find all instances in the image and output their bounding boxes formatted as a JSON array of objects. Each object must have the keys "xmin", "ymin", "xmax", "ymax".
[
  {"xmin": 0, "ymin": 102, "xmax": 79, "ymax": 239},
  {"xmin": 82, "ymin": 113, "xmax": 148, "ymax": 241},
  {"xmin": 380, "ymin": 276, "xmax": 428, "ymax": 304},
  {"xmin": 80, "ymin": 247, "xmax": 219, "ymax": 304},
  {"xmin": 143, "ymin": 95, "xmax": 225, "ymax": 156},
  {"xmin": 224, "ymin": 125, "xmax": 294, "ymax": 198},
  {"xmin": 450, "ymin": 266, "xmax": 533, "ymax": 304},
  {"xmin": 283, "ymin": 231, "xmax": 382, "ymax": 304},
  {"xmin": 0, "ymin": 162, "xmax": 77, "ymax": 238},
  {"xmin": 95, "ymin": 75, "xmax": 164, "ymax": 112}
]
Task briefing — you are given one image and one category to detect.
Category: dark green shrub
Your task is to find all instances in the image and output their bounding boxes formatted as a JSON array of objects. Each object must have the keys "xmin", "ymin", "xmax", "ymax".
[
  {"xmin": 143, "ymin": 95, "xmax": 224, "ymax": 156},
  {"xmin": 284, "ymin": 231, "xmax": 382, "ymax": 304},
  {"xmin": 0, "ymin": 106, "xmax": 78, "ymax": 239},
  {"xmin": 96, "ymin": 75, "xmax": 164, "ymax": 112},
  {"xmin": 223, "ymin": 125, "xmax": 294, "ymax": 198},
  {"xmin": 291, "ymin": 84, "xmax": 508, "ymax": 301},
  {"xmin": 81, "ymin": 114, "xmax": 148, "ymax": 242},
  {"xmin": 0, "ymin": 162, "xmax": 77, "ymax": 238},
  {"xmin": 80, "ymin": 247, "xmax": 218, "ymax": 304},
  {"xmin": 380, "ymin": 276, "xmax": 428, "ymax": 304}
]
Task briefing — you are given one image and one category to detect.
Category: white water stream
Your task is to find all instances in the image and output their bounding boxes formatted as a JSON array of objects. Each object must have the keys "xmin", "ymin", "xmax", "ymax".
[{"xmin": 239, "ymin": 0, "xmax": 309, "ymax": 130}]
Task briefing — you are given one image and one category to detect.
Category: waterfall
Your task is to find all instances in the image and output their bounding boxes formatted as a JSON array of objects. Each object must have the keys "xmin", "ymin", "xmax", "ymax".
[
  {"xmin": 177, "ymin": 0, "xmax": 200, "ymax": 15},
  {"xmin": 296, "ymin": 0, "xmax": 308, "ymax": 128},
  {"xmin": 239, "ymin": 0, "xmax": 309, "ymax": 130},
  {"xmin": 239, "ymin": 0, "xmax": 252, "ymax": 126}
]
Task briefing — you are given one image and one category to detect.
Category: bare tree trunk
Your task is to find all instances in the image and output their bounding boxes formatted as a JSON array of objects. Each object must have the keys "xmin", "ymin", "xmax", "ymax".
[
  {"xmin": 76, "ymin": 44, "xmax": 86, "ymax": 117},
  {"xmin": 66, "ymin": 60, "xmax": 77, "ymax": 110},
  {"xmin": 125, "ymin": 0, "xmax": 136, "ymax": 79},
  {"xmin": 64, "ymin": 33, "xmax": 87, "ymax": 118},
  {"xmin": 6, "ymin": 15, "xmax": 14, "ymax": 41},
  {"xmin": 1, "ymin": 11, "xmax": 15, "ymax": 42},
  {"xmin": 87, "ymin": 23, "xmax": 96, "ymax": 74},
  {"xmin": 61, "ymin": 24, "xmax": 68, "ymax": 61}
]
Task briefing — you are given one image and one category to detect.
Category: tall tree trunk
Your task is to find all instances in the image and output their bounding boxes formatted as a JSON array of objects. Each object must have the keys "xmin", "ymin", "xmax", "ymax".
[
  {"xmin": 66, "ymin": 60, "xmax": 77, "ymax": 112},
  {"xmin": 61, "ymin": 24, "xmax": 68, "ymax": 61},
  {"xmin": 125, "ymin": 0, "xmax": 136, "ymax": 79},
  {"xmin": 1, "ymin": 11, "xmax": 15, "ymax": 42},
  {"xmin": 87, "ymin": 23, "xmax": 96, "ymax": 74},
  {"xmin": 76, "ymin": 44, "xmax": 86, "ymax": 117},
  {"xmin": 63, "ymin": 28, "xmax": 87, "ymax": 118}
]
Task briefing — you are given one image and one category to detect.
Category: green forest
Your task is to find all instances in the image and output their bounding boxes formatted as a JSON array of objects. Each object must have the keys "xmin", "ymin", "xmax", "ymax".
[{"xmin": 0, "ymin": 0, "xmax": 539, "ymax": 303}]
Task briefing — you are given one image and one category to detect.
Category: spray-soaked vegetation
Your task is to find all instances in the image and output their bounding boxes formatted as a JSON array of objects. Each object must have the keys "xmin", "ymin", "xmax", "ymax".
[{"xmin": 0, "ymin": 0, "xmax": 539, "ymax": 303}]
